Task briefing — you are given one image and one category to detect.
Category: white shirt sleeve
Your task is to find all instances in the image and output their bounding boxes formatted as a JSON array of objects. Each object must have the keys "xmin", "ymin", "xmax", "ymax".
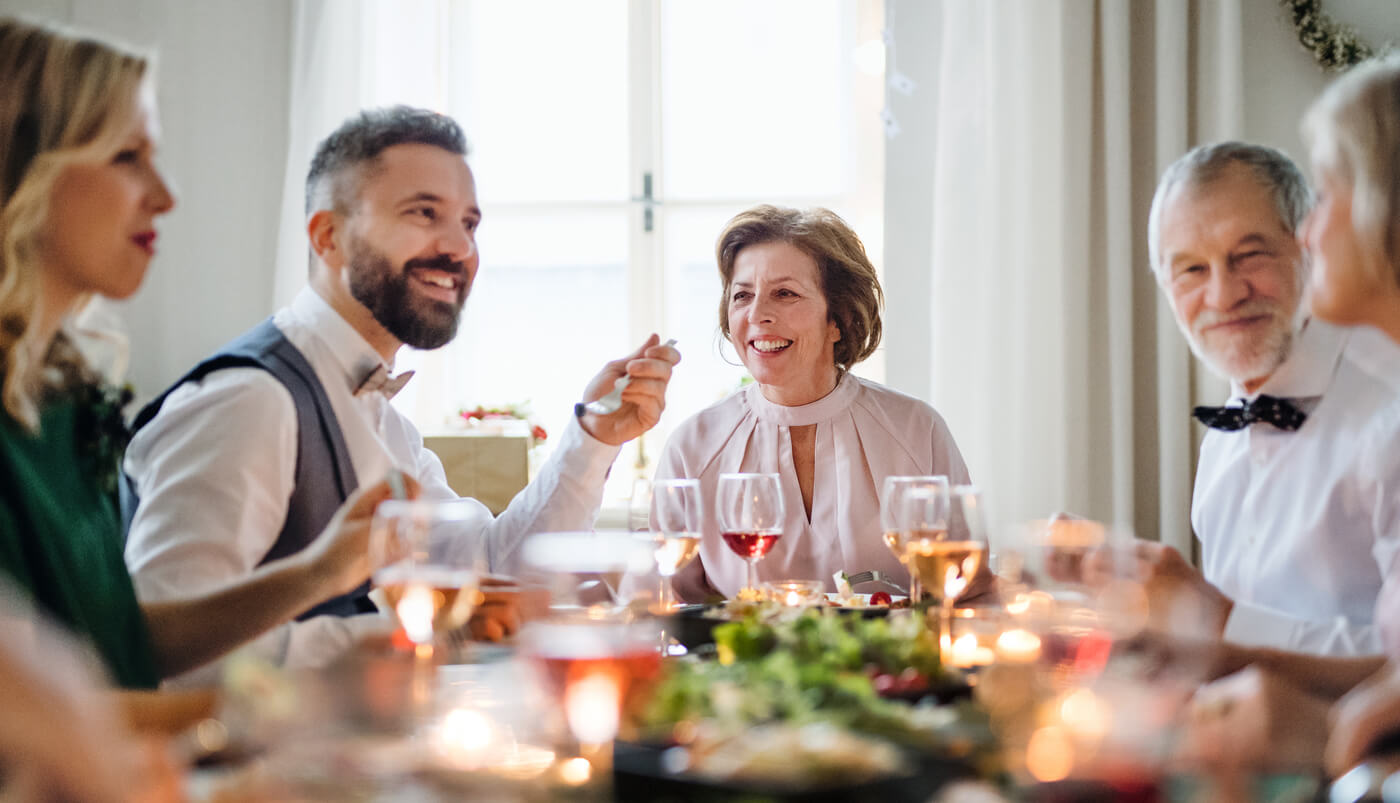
[
  {"xmin": 122, "ymin": 368, "xmax": 390, "ymax": 679},
  {"xmin": 377, "ymin": 403, "xmax": 621, "ymax": 575}
]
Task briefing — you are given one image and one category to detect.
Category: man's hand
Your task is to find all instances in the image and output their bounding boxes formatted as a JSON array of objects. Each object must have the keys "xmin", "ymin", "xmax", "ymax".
[
  {"xmin": 465, "ymin": 577, "xmax": 549, "ymax": 642},
  {"xmin": 1085, "ymin": 540, "xmax": 1233, "ymax": 637},
  {"xmin": 578, "ymin": 335, "xmax": 681, "ymax": 446}
]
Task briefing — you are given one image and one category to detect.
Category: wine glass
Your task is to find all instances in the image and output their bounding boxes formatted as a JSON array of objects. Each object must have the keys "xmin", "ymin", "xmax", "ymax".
[
  {"xmin": 716, "ymin": 473, "xmax": 785, "ymax": 596},
  {"xmin": 519, "ymin": 531, "xmax": 662, "ymax": 783},
  {"xmin": 904, "ymin": 484, "xmax": 988, "ymax": 660},
  {"xmin": 880, "ymin": 475, "xmax": 950, "ymax": 604},
  {"xmin": 370, "ymin": 499, "xmax": 483, "ymax": 660},
  {"xmin": 649, "ymin": 478, "xmax": 703, "ymax": 612}
]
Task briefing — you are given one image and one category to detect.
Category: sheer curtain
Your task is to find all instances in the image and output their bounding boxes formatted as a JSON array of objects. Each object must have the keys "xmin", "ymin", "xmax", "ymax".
[
  {"xmin": 271, "ymin": 0, "xmax": 448, "ymax": 308},
  {"xmin": 921, "ymin": 0, "xmax": 1245, "ymax": 553}
]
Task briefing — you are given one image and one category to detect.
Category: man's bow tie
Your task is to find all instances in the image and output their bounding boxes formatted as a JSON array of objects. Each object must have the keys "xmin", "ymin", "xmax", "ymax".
[
  {"xmin": 355, "ymin": 365, "xmax": 415, "ymax": 400},
  {"xmin": 1192, "ymin": 394, "xmax": 1307, "ymax": 432}
]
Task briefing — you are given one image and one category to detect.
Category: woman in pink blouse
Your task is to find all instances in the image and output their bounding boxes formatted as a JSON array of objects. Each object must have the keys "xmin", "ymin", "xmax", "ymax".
[{"xmin": 657, "ymin": 205, "xmax": 971, "ymax": 601}]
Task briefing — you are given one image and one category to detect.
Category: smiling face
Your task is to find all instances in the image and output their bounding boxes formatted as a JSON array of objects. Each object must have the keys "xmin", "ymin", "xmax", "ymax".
[
  {"xmin": 726, "ymin": 240, "xmax": 841, "ymax": 406},
  {"xmin": 37, "ymin": 89, "xmax": 174, "ymax": 310},
  {"xmin": 336, "ymin": 143, "xmax": 480, "ymax": 350},
  {"xmin": 1156, "ymin": 164, "xmax": 1305, "ymax": 391}
]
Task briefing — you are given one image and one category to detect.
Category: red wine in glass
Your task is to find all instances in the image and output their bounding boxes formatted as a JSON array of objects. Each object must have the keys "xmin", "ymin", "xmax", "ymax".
[{"xmin": 721, "ymin": 531, "xmax": 782, "ymax": 560}]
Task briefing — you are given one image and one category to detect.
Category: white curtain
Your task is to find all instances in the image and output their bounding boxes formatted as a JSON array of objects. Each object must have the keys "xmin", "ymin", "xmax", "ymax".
[
  {"xmin": 923, "ymin": 0, "xmax": 1244, "ymax": 553},
  {"xmin": 271, "ymin": 0, "xmax": 449, "ymax": 308}
]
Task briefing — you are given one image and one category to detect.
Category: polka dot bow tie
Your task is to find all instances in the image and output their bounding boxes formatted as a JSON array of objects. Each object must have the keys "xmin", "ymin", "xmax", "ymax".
[
  {"xmin": 355, "ymin": 365, "xmax": 415, "ymax": 400},
  {"xmin": 1192, "ymin": 394, "xmax": 1307, "ymax": 432}
]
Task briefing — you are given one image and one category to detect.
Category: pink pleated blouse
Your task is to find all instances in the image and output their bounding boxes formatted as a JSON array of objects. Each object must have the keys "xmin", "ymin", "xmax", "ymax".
[{"xmin": 657, "ymin": 373, "xmax": 971, "ymax": 601}]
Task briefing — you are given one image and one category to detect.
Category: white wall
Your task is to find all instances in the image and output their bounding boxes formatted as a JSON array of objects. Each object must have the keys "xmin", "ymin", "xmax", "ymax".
[{"xmin": 0, "ymin": 0, "xmax": 292, "ymax": 399}]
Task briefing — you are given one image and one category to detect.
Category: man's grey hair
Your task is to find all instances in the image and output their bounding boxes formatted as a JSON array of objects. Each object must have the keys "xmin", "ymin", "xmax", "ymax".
[
  {"xmin": 305, "ymin": 105, "xmax": 468, "ymax": 216},
  {"xmin": 1146, "ymin": 141, "xmax": 1313, "ymax": 277}
]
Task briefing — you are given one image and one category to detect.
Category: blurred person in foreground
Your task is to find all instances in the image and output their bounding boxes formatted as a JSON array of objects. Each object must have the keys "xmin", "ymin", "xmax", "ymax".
[
  {"xmin": 658, "ymin": 205, "xmax": 970, "ymax": 601},
  {"xmin": 1114, "ymin": 140, "xmax": 1400, "ymax": 655},
  {"xmin": 122, "ymin": 105, "xmax": 680, "ymax": 678},
  {"xmin": 0, "ymin": 607, "xmax": 180, "ymax": 802},
  {"xmin": 0, "ymin": 16, "xmax": 397, "ymax": 692}
]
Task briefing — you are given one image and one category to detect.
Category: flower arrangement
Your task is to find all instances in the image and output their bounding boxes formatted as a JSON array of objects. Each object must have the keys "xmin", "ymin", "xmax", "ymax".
[
  {"xmin": 457, "ymin": 403, "xmax": 547, "ymax": 448},
  {"xmin": 73, "ymin": 380, "xmax": 134, "ymax": 495}
]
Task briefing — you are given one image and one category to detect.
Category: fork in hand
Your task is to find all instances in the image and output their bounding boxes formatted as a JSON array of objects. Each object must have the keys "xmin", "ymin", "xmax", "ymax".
[{"xmin": 576, "ymin": 338, "xmax": 677, "ymax": 417}]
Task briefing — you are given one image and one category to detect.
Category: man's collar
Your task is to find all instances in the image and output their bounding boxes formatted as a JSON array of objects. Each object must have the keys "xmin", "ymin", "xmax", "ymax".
[
  {"xmin": 1229, "ymin": 317, "xmax": 1348, "ymax": 403},
  {"xmin": 289, "ymin": 287, "xmax": 396, "ymax": 393}
]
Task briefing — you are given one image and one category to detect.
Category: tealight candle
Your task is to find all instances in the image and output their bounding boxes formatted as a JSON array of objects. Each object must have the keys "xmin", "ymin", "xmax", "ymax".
[
  {"xmin": 949, "ymin": 632, "xmax": 996, "ymax": 668},
  {"xmin": 762, "ymin": 579, "xmax": 825, "ymax": 606},
  {"xmin": 996, "ymin": 628, "xmax": 1043, "ymax": 663}
]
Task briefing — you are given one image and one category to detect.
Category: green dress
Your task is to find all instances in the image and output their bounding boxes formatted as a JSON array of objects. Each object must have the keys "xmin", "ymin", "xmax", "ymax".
[{"xmin": 0, "ymin": 389, "xmax": 159, "ymax": 689}]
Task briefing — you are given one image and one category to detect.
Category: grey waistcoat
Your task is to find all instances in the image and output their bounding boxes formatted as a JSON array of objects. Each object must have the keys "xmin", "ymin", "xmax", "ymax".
[{"xmin": 123, "ymin": 319, "xmax": 373, "ymax": 620}]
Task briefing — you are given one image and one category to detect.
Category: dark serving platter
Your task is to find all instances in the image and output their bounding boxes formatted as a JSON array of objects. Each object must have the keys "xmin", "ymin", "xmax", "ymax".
[{"xmin": 613, "ymin": 740, "xmax": 976, "ymax": 803}]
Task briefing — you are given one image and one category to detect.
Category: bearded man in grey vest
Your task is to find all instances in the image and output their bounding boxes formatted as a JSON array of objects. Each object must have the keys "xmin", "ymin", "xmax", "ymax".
[{"xmin": 123, "ymin": 107, "xmax": 679, "ymax": 682}]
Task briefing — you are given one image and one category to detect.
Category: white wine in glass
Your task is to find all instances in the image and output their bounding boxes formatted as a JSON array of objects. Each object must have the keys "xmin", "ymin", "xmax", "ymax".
[
  {"xmin": 880, "ymin": 476, "xmax": 950, "ymax": 603},
  {"xmin": 649, "ymin": 478, "xmax": 703, "ymax": 611},
  {"xmin": 369, "ymin": 499, "xmax": 483, "ymax": 655}
]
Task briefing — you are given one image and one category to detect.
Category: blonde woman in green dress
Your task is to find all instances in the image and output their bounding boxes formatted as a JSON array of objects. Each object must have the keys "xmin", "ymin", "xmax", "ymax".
[{"xmin": 0, "ymin": 17, "xmax": 399, "ymax": 692}]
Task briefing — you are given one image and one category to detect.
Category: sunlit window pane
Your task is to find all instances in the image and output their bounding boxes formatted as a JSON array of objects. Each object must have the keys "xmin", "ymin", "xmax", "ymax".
[
  {"xmin": 395, "ymin": 209, "xmax": 630, "ymax": 447},
  {"xmin": 660, "ymin": 0, "xmax": 852, "ymax": 200},
  {"xmin": 446, "ymin": 0, "xmax": 630, "ymax": 204},
  {"xmin": 659, "ymin": 207, "xmax": 750, "ymax": 432}
]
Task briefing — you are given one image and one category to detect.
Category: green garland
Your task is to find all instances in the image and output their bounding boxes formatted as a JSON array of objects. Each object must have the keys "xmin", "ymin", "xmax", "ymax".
[{"xmin": 1280, "ymin": 0, "xmax": 1379, "ymax": 72}]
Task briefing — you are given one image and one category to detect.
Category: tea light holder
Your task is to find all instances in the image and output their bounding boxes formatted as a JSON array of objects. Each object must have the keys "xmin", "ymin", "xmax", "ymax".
[
  {"xmin": 762, "ymin": 579, "xmax": 825, "ymax": 606},
  {"xmin": 946, "ymin": 606, "xmax": 1000, "ymax": 669}
]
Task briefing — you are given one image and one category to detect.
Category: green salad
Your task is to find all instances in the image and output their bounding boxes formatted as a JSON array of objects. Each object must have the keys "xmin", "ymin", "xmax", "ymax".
[{"xmin": 640, "ymin": 607, "xmax": 989, "ymax": 758}]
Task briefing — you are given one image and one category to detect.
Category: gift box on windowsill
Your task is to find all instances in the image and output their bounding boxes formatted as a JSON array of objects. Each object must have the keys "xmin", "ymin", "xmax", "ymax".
[{"xmin": 422, "ymin": 433, "xmax": 529, "ymax": 515}]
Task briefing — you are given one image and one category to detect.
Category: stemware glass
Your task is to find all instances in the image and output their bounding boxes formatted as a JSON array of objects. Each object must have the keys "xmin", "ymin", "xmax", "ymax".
[
  {"xmin": 904, "ymin": 484, "xmax": 988, "ymax": 659},
  {"xmin": 519, "ymin": 532, "xmax": 662, "ymax": 785},
  {"xmin": 716, "ymin": 473, "xmax": 785, "ymax": 595},
  {"xmin": 369, "ymin": 499, "xmax": 483, "ymax": 660},
  {"xmin": 880, "ymin": 475, "xmax": 950, "ymax": 603},
  {"xmin": 649, "ymin": 478, "xmax": 703, "ymax": 612}
]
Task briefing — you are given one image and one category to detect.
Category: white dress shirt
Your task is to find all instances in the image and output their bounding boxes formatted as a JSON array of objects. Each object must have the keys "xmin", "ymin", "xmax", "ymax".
[
  {"xmin": 124, "ymin": 288, "xmax": 619, "ymax": 682},
  {"xmin": 1193, "ymin": 319, "xmax": 1400, "ymax": 655},
  {"xmin": 657, "ymin": 374, "xmax": 971, "ymax": 600}
]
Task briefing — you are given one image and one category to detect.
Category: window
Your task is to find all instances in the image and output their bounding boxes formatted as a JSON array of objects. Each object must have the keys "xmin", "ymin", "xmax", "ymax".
[{"xmin": 388, "ymin": 0, "xmax": 886, "ymax": 498}]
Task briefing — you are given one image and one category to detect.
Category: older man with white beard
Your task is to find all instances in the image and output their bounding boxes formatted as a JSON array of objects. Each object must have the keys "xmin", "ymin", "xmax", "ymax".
[{"xmin": 1128, "ymin": 141, "xmax": 1400, "ymax": 656}]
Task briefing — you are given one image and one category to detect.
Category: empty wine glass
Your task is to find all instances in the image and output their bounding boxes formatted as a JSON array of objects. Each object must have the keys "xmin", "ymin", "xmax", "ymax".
[
  {"xmin": 716, "ymin": 473, "xmax": 785, "ymax": 596},
  {"xmin": 649, "ymin": 478, "xmax": 703, "ymax": 612},
  {"xmin": 880, "ymin": 476, "xmax": 950, "ymax": 603},
  {"xmin": 370, "ymin": 499, "xmax": 483, "ymax": 660}
]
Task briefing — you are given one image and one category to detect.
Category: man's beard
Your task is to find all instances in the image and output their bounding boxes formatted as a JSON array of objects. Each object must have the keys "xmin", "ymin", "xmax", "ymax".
[
  {"xmin": 1180, "ymin": 298, "xmax": 1300, "ymax": 386},
  {"xmin": 346, "ymin": 237, "xmax": 469, "ymax": 350}
]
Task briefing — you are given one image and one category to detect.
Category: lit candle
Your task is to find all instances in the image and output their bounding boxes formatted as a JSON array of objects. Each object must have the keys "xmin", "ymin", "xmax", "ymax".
[
  {"xmin": 948, "ymin": 633, "xmax": 995, "ymax": 668},
  {"xmin": 996, "ymin": 628, "xmax": 1043, "ymax": 663},
  {"xmin": 785, "ymin": 590, "xmax": 802, "ymax": 606}
]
